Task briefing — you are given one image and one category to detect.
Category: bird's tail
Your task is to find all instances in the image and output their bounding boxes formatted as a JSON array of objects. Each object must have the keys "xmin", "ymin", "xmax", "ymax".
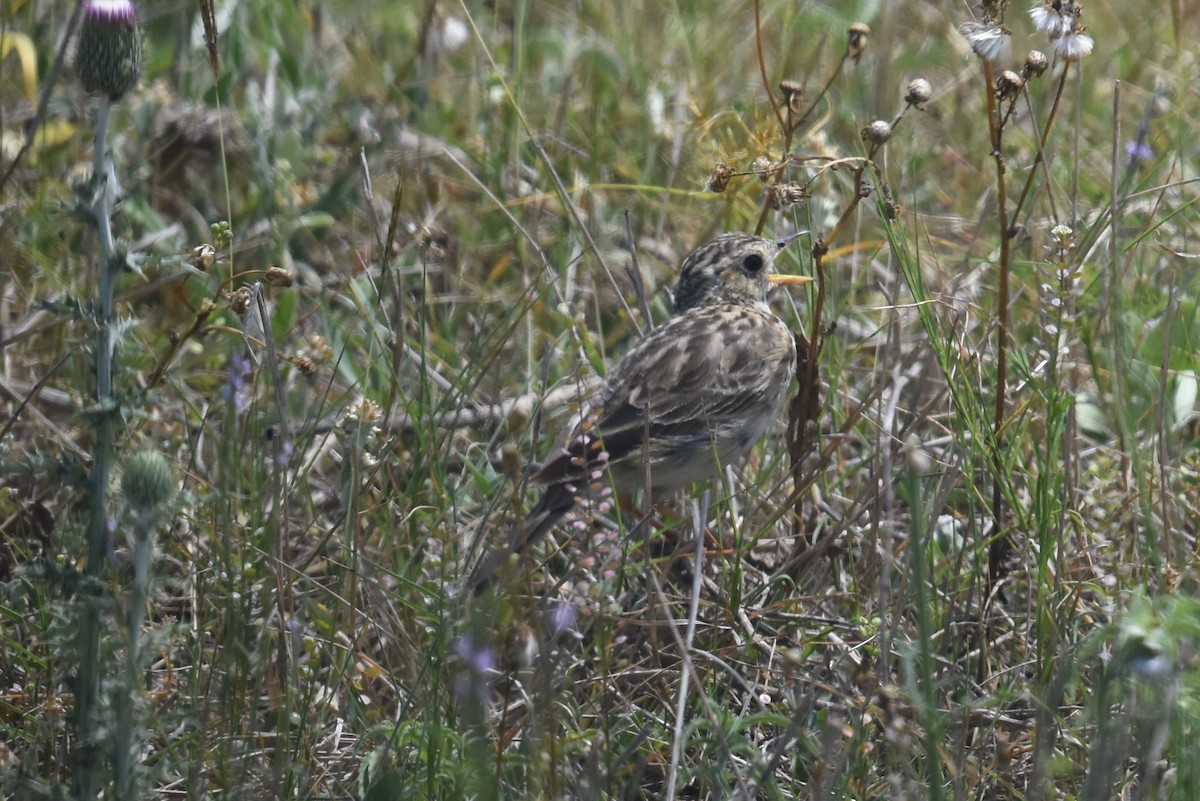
[{"xmin": 468, "ymin": 483, "xmax": 576, "ymax": 594}]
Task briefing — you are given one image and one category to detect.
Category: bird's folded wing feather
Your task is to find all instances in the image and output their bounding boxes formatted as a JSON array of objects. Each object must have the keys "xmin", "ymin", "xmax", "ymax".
[{"xmin": 532, "ymin": 311, "xmax": 789, "ymax": 486}]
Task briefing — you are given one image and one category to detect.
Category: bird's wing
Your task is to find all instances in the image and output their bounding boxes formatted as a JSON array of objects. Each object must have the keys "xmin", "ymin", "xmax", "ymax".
[{"xmin": 532, "ymin": 307, "xmax": 793, "ymax": 485}]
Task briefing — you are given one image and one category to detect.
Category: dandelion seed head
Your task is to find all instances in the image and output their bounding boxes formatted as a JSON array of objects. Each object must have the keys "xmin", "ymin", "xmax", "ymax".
[
  {"xmin": 1054, "ymin": 32, "xmax": 1094, "ymax": 61},
  {"xmin": 959, "ymin": 21, "xmax": 1008, "ymax": 63},
  {"xmin": 1030, "ymin": 4, "xmax": 1070, "ymax": 37}
]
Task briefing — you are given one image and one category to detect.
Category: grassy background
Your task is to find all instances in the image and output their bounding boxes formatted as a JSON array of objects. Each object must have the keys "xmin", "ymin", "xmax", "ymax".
[{"xmin": 1, "ymin": 0, "xmax": 1198, "ymax": 798}]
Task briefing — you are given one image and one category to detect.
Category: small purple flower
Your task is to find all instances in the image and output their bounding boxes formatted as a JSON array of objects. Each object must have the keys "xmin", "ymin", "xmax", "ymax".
[
  {"xmin": 222, "ymin": 352, "xmax": 254, "ymax": 413},
  {"xmin": 1125, "ymin": 138, "xmax": 1153, "ymax": 167},
  {"xmin": 549, "ymin": 603, "xmax": 577, "ymax": 636},
  {"xmin": 286, "ymin": 615, "xmax": 303, "ymax": 648},
  {"xmin": 275, "ymin": 437, "xmax": 294, "ymax": 468},
  {"xmin": 453, "ymin": 636, "xmax": 496, "ymax": 701}
]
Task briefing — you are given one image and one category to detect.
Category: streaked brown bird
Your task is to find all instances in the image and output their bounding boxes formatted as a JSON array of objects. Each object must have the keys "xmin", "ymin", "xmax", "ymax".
[{"xmin": 473, "ymin": 231, "xmax": 811, "ymax": 590}]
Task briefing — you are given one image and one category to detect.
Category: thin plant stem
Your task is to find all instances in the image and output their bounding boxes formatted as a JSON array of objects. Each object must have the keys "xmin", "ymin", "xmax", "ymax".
[
  {"xmin": 787, "ymin": 151, "xmax": 877, "ymax": 539},
  {"xmin": 116, "ymin": 521, "xmax": 154, "ymax": 799},
  {"xmin": 1012, "ymin": 63, "xmax": 1073, "ymax": 225},
  {"xmin": 981, "ymin": 60, "xmax": 1014, "ymax": 587},
  {"xmin": 76, "ymin": 94, "xmax": 119, "ymax": 799}
]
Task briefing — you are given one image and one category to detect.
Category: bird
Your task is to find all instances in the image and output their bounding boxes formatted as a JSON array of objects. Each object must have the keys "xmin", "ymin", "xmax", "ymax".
[{"xmin": 473, "ymin": 231, "xmax": 811, "ymax": 590}]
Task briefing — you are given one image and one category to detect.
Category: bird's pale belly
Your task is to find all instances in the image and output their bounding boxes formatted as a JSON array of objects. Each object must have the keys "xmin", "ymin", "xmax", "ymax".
[{"xmin": 607, "ymin": 405, "xmax": 782, "ymax": 499}]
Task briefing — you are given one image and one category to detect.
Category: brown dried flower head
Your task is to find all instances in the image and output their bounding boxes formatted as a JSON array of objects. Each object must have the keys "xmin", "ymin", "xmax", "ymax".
[
  {"xmin": 190, "ymin": 244, "xmax": 216, "ymax": 271},
  {"xmin": 768, "ymin": 183, "xmax": 812, "ymax": 210},
  {"xmin": 1023, "ymin": 50, "xmax": 1049, "ymax": 79},
  {"xmin": 752, "ymin": 155, "xmax": 772, "ymax": 181},
  {"xmin": 846, "ymin": 23, "xmax": 870, "ymax": 63},
  {"xmin": 862, "ymin": 120, "xmax": 892, "ymax": 146},
  {"xmin": 706, "ymin": 163, "xmax": 734, "ymax": 193},
  {"xmin": 778, "ymin": 79, "xmax": 804, "ymax": 115},
  {"xmin": 995, "ymin": 70, "xmax": 1023, "ymax": 102},
  {"xmin": 227, "ymin": 286, "xmax": 252, "ymax": 316},
  {"xmin": 904, "ymin": 78, "xmax": 932, "ymax": 108},
  {"xmin": 752, "ymin": 155, "xmax": 786, "ymax": 183},
  {"xmin": 265, "ymin": 266, "xmax": 294, "ymax": 287}
]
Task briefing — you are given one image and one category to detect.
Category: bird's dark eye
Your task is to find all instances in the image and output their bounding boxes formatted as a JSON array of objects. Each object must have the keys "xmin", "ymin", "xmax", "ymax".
[{"xmin": 742, "ymin": 253, "xmax": 764, "ymax": 273}]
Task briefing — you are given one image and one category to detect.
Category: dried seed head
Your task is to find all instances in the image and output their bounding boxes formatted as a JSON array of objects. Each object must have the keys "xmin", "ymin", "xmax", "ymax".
[
  {"xmin": 904, "ymin": 78, "xmax": 932, "ymax": 108},
  {"xmin": 752, "ymin": 155, "xmax": 773, "ymax": 181},
  {"xmin": 1030, "ymin": 1, "xmax": 1072, "ymax": 37},
  {"xmin": 768, "ymin": 183, "xmax": 812, "ymax": 210},
  {"xmin": 1054, "ymin": 30, "xmax": 1094, "ymax": 61},
  {"xmin": 706, "ymin": 162, "xmax": 734, "ymax": 193},
  {"xmin": 846, "ymin": 23, "xmax": 870, "ymax": 63},
  {"xmin": 75, "ymin": 0, "xmax": 143, "ymax": 100},
  {"xmin": 995, "ymin": 70, "xmax": 1024, "ymax": 101},
  {"xmin": 753, "ymin": 156, "xmax": 786, "ymax": 183},
  {"xmin": 227, "ymin": 286, "xmax": 252, "ymax": 316},
  {"xmin": 862, "ymin": 120, "xmax": 892, "ymax": 146},
  {"xmin": 344, "ymin": 396, "xmax": 383, "ymax": 427},
  {"xmin": 305, "ymin": 333, "xmax": 333, "ymax": 363},
  {"xmin": 959, "ymin": 21, "xmax": 1008, "ymax": 62},
  {"xmin": 883, "ymin": 184, "xmax": 901, "ymax": 220},
  {"xmin": 778, "ymin": 79, "xmax": 804, "ymax": 114},
  {"xmin": 1031, "ymin": 1, "xmax": 1095, "ymax": 61},
  {"xmin": 1048, "ymin": 224, "xmax": 1078, "ymax": 267},
  {"xmin": 1023, "ymin": 50, "xmax": 1049, "ymax": 79},
  {"xmin": 265, "ymin": 265, "xmax": 294, "ymax": 287},
  {"xmin": 190, "ymin": 244, "xmax": 216, "ymax": 271}
]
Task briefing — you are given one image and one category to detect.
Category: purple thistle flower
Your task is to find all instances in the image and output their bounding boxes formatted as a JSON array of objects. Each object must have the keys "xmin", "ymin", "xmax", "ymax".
[{"xmin": 75, "ymin": 0, "xmax": 143, "ymax": 100}]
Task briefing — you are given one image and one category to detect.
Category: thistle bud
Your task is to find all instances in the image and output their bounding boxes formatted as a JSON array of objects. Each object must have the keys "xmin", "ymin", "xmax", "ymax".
[
  {"xmin": 75, "ymin": 0, "xmax": 143, "ymax": 101},
  {"xmin": 121, "ymin": 451, "xmax": 175, "ymax": 514}
]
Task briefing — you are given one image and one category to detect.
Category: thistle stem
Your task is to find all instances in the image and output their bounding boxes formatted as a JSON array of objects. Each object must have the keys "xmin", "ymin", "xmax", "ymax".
[{"xmin": 75, "ymin": 94, "xmax": 121, "ymax": 799}]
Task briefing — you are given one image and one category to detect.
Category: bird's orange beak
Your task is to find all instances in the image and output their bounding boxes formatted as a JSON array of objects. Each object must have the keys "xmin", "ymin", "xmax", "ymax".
[{"xmin": 767, "ymin": 273, "xmax": 814, "ymax": 285}]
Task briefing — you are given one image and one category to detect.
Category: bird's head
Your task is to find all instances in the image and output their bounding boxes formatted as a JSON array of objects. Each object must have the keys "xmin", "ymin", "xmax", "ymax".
[{"xmin": 672, "ymin": 232, "xmax": 811, "ymax": 313}]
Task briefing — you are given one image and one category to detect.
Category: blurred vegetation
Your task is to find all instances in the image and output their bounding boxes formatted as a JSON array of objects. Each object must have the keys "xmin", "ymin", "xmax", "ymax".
[{"xmin": 1, "ymin": 0, "xmax": 1198, "ymax": 798}]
